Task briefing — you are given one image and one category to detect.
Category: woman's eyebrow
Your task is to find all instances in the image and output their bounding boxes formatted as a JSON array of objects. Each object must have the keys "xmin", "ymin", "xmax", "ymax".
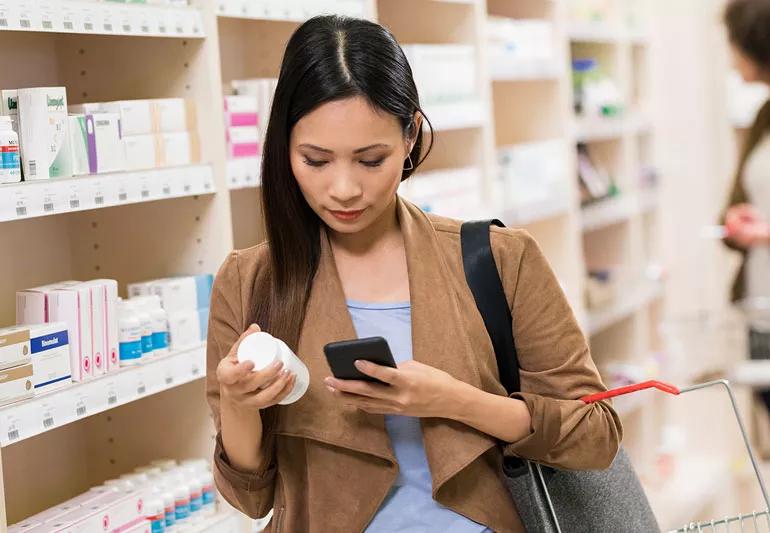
[
  {"xmin": 298, "ymin": 143, "xmax": 333, "ymax": 154},
  {"xmin": 298, "ymin": 143, "xmax": 392, "ymax": 154},
  {"xmin": 353, "ymin": 143, "xmax": 391, "ymax": 154}
]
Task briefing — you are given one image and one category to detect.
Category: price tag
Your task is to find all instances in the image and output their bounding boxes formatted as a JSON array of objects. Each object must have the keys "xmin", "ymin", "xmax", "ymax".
[
  {"xmin": 17, "ymin": 0, "xmax": 34, "ymax": 29},
  {"xmin": 117, "ymin": 185, "xmax": 128, "ymax": 203},
  {"xmin": 41, "ymin": 186, "xmax": 60, "ymax": 214},
  {"xmin": 14, "ymin": 191, "xmax": 28, "ymax": 218},
  {"xmin": 119, "ymin": 8, "xmax": 133, "ymax": 34},
  {"xmin": 191, "ymin": 360, "xmax": 201, "ymax": 377},
  {"xmin": 102, "ymin": 11, "xmax": 115, "ymax": 33},
  {"xmin": 162, "ymin": 182, "xmax": 172, "ymax": 196},
  {"xmin": 0, "ymin": 0, "xmax": 10, "ymax": 28},
  {"xmin": 38, "ymin": 1, "xmax": 57, "ymax": 31},
  {"xmin": 74, "ymin": 393, "xmax": 88, "ymax": 418},
  {"xmin": 6, "ymin": 421, "xmax": 20, "ymax": 443},
  {"xmin": 136, "ymin": 381, "xmax": 146, "ymax": 396},
  {"xmin": 173, "ymin": 11, "xmax": 185, "ymax": 35},
  {"xmin": 39, "ymin": 402, "xmax": 57, "ymax": 431},
  {"xmin": 81, "ymin": 6, "xmax": 95, "ymax": 33},
  {"xmin": 139, "ymin": 177, "xmax": 150, "ymax": 199},
  {"xmin": 105, "ymin": 380, "xmax": 118, "ymax": 406},
  {"xmin": 92, "ymin": 180, "xmax": 105, "ymax": 206},
  {"xmin": 139, "ymin": 13, "xmax": 151, "ymax": 34},
  {"xmin": 61, "ymin": 4, "xmax": 76, "ymax": 31},
  {"xmin": 68, "ymin": 183, "xmax": 82, "ymax": 210}
]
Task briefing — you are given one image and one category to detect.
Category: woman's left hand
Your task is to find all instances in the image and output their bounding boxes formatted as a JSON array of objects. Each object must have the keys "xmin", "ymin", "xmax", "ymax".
[{"xmin": 324, "ymin": 360, "xmax": 460, "ymax": 418}]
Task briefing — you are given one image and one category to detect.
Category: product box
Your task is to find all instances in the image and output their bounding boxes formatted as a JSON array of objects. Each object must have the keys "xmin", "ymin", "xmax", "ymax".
[
  {"xmin": 49, "ymin": 286, "xmax": 93, "ymax": 382},
  {"xmin": 37, "ymin": 489, "xmax": 145, "ymax": 533},
  {"xmin": 224, "ymin": 95, "xmax": 259, "ymax": 127},
  {"xmin": 198, "ymin": 307, "xmax": 209, "ymax": 341},
  {"xmin": 153, "ymin": 97, "xmax": 197, "ymax": 132},
  {"xmin": 17, "ymin": 87, "xmax": 73, "ymax": 179},
  {"xmin": 127, "ymin": 279, "xmax": 163, "ymax": 298},
  {"xmin": 101, "ymin": 100, "xmax": 153, "ymax": 136},
  {"xmin": 92, "ymin": 279, "xmax": 119, "ymax": 372},
  {"xmin": 77, "ymin": 282, "xmax": 108, "ymax": 377},
  {"xmin": 0, "ymin": 362, "xmax": 34, "ymax": 407},
  {"xmin": 123, "ymin": 134, "xmax": 158, "ymax": 171},
  {"xmin": 29, "ymin": 322, "xmax": 72, "ymax": 393},
  {"xmin": 68, "ymin": 115, "xmax": 90, "ymax": 176},
  {"xmin": 16, "ymin": 281, "xmax": 80, "ymax": 325},
  {"xmin": 2, "ymin": 89, "xmax": 20, "ymax": 140},
  {"xmin": 158, "ymin": 131, "xmax": 201, "ymax": 167},
  {"xmin": 70, "ymin": 113, "xmax": 126, "ymax": 175},
  {"xmin": 168, "ymin": 309, "xmax": 202, "ymax": 350},
  {"xmin": 226, "ymin": 126, "xmax": 260, "ymax": 159},
  {"xmin": 150, "ymin": 274, "xmax": 212, "ymax": 312},
  {"xmin": 68, "ymin": 103, "xmax": 104, "ymax": 115},
  {"xmin": 0, "ymin": 326, "xmax": 31, "ymax": 371}
]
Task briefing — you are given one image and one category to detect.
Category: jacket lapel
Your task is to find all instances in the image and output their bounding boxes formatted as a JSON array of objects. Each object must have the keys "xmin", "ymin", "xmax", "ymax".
[{"xmin": 274, "ymin": 197, "xmax": 498, "ymax": 494}]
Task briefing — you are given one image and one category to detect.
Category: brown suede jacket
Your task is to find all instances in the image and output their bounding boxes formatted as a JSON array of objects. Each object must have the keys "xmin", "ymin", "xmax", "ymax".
[{"xmin": 206, "ymin": 198, "xmax": 622, "ymax": 532}]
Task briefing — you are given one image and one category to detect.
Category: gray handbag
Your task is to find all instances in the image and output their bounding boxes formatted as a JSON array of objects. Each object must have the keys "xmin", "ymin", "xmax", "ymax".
[{"xmin": 461, "ymin": 220, "xmax": 660, "ymax": 533}]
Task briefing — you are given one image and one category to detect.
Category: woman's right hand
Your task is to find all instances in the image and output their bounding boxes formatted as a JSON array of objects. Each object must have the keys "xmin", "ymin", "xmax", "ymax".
[
  {"xmin": 726, "ymin": 203, "xmax": 770, "ymax": 248},
  {"xmin": 216, "ymin": 324, "xmax": 297, "ymax": 411}
]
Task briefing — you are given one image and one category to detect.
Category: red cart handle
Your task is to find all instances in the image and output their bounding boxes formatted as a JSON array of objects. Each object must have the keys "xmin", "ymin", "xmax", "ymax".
[{"xmin": 581, "ymin": 380, "xmax": 681, "ymax": 404}]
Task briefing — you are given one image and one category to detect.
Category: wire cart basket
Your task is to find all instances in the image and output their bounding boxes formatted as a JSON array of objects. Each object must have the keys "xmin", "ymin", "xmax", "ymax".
[{"xmin": 572, "ymin": 379, "xmax": 770, "ymax": 533}]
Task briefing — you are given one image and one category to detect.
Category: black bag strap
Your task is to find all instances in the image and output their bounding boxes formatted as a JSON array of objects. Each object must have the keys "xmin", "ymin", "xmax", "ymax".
[{"xmin": 460, "ymin": 219, "xmax": 520, "ymax": 394}]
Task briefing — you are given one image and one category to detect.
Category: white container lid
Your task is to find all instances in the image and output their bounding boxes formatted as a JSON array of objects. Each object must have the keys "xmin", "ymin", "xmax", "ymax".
[{"xmin": 237, "ymin": 332, "xmax": 281, "ymax": 370}]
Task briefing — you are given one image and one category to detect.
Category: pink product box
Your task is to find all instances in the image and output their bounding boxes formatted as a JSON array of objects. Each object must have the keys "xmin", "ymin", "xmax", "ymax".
[
  {"xmin": 223, "ymin": 95, "xmax": 259, "ymax": 127},
  {"xmin": 48, "ymin": 286, "xmax": 93, "ymax": 382},
  {"xmin": 34, "ymin": 489, "xmax": 145, "ymax": 533},
  {"xmin": 92, "ymin": 280, "xmax": 119, "ymax": 372},
  {"xmin": 78, "ymin": 282, "xmax": 107, "ymax": 377},
  {"xmin": 226, "ymin": 126, "xmax": 260, "ymax": 159},
  {"xmin": 16, "ymin": 282, "xmax": 80, "ymax": 325}
]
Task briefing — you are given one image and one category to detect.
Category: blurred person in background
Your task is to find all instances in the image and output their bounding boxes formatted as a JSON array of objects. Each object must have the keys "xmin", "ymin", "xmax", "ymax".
[{"xmin": 722, "ymin": 0, "xmax": 770, "ymax": 412}]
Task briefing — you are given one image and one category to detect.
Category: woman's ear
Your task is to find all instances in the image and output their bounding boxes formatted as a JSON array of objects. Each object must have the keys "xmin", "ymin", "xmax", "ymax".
[{"xmin": 407, "ymin": 111, "xmax": 424, "ymax": 152}]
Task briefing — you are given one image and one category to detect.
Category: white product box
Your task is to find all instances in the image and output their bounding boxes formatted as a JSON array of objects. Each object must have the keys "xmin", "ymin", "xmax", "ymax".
[
  {"xmin": 123, "ymin": 134, "xmax": 158, "ymax": 171},
  {"xmin": 153, "ymin": 277, "xmax": 197, "ymax": 312},
  {"xmin": 101, "ymin": 100, "xmax": 153, "ymax": 136},
  {"xmin": 92, "ymin": 279, "xmax": 119, "ymax": 372},
  {"xmin": 227, "ymin": 126, "xmax": 260, "ymax": 159},
  {"xmin": 168, "ymin": 309, "xmax": 202, "ymax": 350},
  {"xmin": 0, "ymin": 361, "xmax": 34, "ymax": 407},
  {"xmin": 16, "ymin": 281, "xmax": 79, "ymax": 325},
  {"xmin": 1, "ymin": 89, "xmax": 20, "ymax": 140},
  {"xmin": 86, "ymin": 113, "xmax": 126, "ymax": 174},
  {"xmin": 29, "ymin": 322, "xmax": 72, "ymax": 393},
  {"xmin": 158, "ymin": 131, "xmax": 200, "ymax": 167},
  {"xmin": 401, "ymin": 45, "xmax": 476, "ymax": 104},
  {"xmin": 127, "ymin": 280, "xmax": 161, "ymax": 298},
  {"xmin": 38, "ymin": 489, "xmax": 145, "ymax": 533},
  {"xmin": 153, "ymin": 97, "xmax": 196, "ymax": 132},
  {"xmin": 68, "ymin": 115, "xmax": 90, "ymax": 176},
  {"xmin": 224, "ymin": 95, "xmax": 259, "ymax": 127},
  {"xmin": 49, "ymin": 286, "xmax": 93, "ymax": 382},
  {"xmin": 77, "ymin": 282, "xmax": 108, "ymax": 377},
  {"xmin": 17, "ymin": 87, "xmax": 73, "ymax": 179},
  {"xmin": 0, "ymin": 326, "xmax": 31, "ymax": 371},
  {"xmin": 68, "ymin": 103, "xmax": 104, "ymax": 115}
]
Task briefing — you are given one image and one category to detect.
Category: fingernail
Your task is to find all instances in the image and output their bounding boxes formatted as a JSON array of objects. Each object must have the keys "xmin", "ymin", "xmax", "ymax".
[
  {"xmin": 324, "ymin": 377, "xmax": 334, "ymax": 386},
  {"xmin": 354, "ymin": 360, "xmax": 367, "ymax": 369}
]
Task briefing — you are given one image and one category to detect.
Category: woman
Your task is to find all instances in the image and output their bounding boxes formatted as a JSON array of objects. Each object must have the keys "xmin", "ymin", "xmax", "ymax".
[
  {"xmin": 206, "ymin": 15, "xmax": 621, "ymax": 533},
  {"xmin": 722, "ymin": 0, "xmax": 770, "ymax": 408}
]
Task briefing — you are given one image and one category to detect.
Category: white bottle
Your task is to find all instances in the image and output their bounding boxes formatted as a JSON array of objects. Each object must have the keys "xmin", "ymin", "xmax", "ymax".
[
  {"xmin": 0, "ymin": 116, "xmax": 21, "ymax": 184},
  {"xmin": 130, "ymin": 295, "xmax": 169, "ymax": 356},
  {"xmin": 199, "ymin": 470, "xmax": 216, "ymax": 514},
  {"xmin": 146, "ymin": 498, "xmax": 166, "ymax": 533},
  {"xmin": 237, "ymin": 332, "xmax": 309, "ymax": 404},
  {"xmin": 182, "ymin": 466, "xmax": 204, "ymax": 516},
  {"xmin": 127, "ymin": 303, "xmax": 155, "ymax": 358},
  {"xmin": 117, "ymin": 301, "xmax": 143, "ymax": 366}
]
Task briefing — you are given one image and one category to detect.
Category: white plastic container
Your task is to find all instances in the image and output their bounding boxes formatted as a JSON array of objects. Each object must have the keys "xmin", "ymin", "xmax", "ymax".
[
  {"xmin": 0, "ymin": 115, "xmax": 21, "ymax": 184},
  {"xmin": 127, "ymin": 304, "xmax": 154, "ymax": 358},
  {"xmin": 129, "ymin": 295, "xmax": 169, "ymax": 356},
  {"xmin": 237, "ymin": 332, "xmax": 309, "ymax": 404},
  {"xmin": 146, "ymin": 498, "xmax": 166, "ymax": 533},
  {"xmin": 117, "ymin": 301, "xmax": 143, "ymax": 366}
]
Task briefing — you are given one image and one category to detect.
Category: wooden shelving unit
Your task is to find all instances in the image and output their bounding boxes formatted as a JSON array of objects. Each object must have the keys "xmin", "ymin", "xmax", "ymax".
[{"xmin": 4, "ymin": 0, "xmax": 737, "ymax": 531}]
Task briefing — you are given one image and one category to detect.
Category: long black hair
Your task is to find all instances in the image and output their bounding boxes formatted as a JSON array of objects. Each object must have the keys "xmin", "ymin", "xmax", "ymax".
[{"xmin": 254, "ymin": 15, "xmax": 433, "ymax": 347}]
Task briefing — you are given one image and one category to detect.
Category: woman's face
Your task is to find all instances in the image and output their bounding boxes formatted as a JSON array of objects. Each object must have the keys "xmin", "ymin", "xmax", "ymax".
[{"xmin": 290, "ymin": 96, "xmax": 414, "ymax": 235}]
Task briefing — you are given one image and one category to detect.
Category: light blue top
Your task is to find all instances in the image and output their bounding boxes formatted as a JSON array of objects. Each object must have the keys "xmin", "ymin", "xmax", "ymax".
[{"xmin": 347, "ymin": 300, "xmax": 491, "ymax": 533}]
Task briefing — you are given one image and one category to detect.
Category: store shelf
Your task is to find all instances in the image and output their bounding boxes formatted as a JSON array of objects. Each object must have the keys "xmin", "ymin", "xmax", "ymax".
[
  {"xmin": 503, "ymin": 195, "xmax": 571, "ymax": 226},
  {"xmin": 568, "ymin": 23, "xmax": 622, "ymax": 43},
  {"xmin": 575, "ymin": 117, "xmax": 627, "ymax": 142},
  {"xmin": 587, "ymin": 281, "xmax": 663, "ymax": 335},
  {"xmin": 491, "ymin": 63, "xmax": 562, "ymax": 82},
  {"xmin": 227, "ymin": 157, "xmax": 262, "ymax": 190},
  {"xmin": 216, "ymin": 0, "xmax": 369, "ymax": 22},
  {"xmin": 0, "ymin": 343, "xmax": 206, "ymax": 447},
  {"xmin": 0, "ymin": 1, "xmax": 204, "ymax": 37},
  {"xmin": 647, "ymin": 456, "xmax": 731, "ymax": 531},
  {"xmin": 581, "ymin": 195, "xmax": 633, "ymax": 232},
  {"xmin": 186, "ymin": 508, "xmax": 245, "ymax": 532},
  {"xmin": 0, "ymin": 165, "xmax": 215, "ymax": 223},
  {"xmin": 424, "ymin": 100, "xmax": 486, "ymax": 131}
]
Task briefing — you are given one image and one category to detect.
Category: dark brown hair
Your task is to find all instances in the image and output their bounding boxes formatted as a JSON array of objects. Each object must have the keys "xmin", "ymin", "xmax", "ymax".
[
  {"xmin": 253, "ymin": 15, "xmax": 433, "ymax": 349},
  {"xmin": 725, "ymin": 0, "xmax": 770, "ymax": 67}
]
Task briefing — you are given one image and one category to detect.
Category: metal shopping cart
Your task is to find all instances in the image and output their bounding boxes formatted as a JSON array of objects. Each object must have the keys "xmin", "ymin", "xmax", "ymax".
[{"xmin": 573, "ymin": 379, "xmax": 770, "ymax": 533}]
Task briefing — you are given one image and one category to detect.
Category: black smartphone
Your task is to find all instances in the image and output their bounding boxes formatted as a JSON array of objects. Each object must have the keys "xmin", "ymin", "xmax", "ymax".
[{"xmin": 323, "ymin": 336, "xmax": 397, "ymax": 383}]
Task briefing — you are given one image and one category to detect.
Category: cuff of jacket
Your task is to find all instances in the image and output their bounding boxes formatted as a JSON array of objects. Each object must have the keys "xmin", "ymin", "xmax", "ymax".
[
  {"xmin": 213, "ymin": 432, "xmax": 276, "ymax": 492},
  {"xmin": 502, "ymin": 392, "xmax": 561, "ymax": 460}
]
